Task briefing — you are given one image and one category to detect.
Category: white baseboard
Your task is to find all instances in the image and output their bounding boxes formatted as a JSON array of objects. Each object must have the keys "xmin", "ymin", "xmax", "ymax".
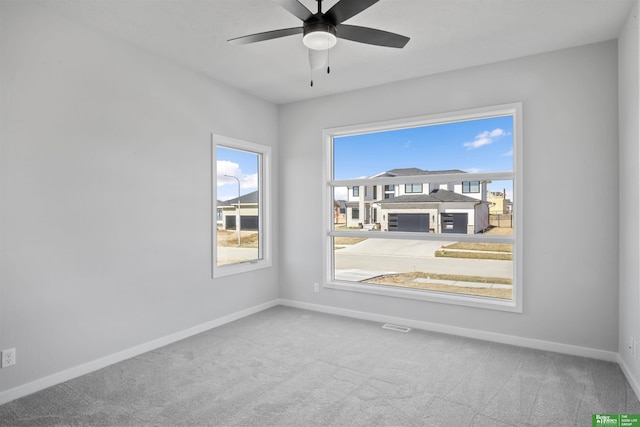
[
  {"xmin": 0, "ymin": 299, "xmax": 280, "ymax": 406},
  {"xmin": 618, "ymin": 354, "xmax": 640, "ymax": 402},
  {"xmin": 278, "ymin": 299, "xmax": 619, "ymax": 362},
  {"xmin": 1, "ymin": 299, "xmax": 624, "ymax": 406}
]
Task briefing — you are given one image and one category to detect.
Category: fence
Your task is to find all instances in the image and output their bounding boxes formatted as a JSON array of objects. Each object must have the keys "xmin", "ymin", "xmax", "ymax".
[{"xmin": 490, "ymin": 213, "xmax": 513, "ymax": 228}]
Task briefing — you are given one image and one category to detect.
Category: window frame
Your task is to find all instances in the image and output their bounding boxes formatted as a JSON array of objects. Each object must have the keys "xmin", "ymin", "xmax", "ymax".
[
  {"xmin": 323, "ymin": 103, "xmax": 523, "ymax": 312},
  {"xmin": 405, "ymin": 183, "xmax": 424, "ymax": 194},
  {"xmin": 212, "ymin": 134, "xmax": 272, "ymax": 278},
  {"xmin": 462, "ymin": 181, "xmax": 481, "ymax": 193}
]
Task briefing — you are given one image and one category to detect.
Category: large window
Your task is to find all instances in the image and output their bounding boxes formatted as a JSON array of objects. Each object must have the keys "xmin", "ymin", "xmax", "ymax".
[
  {"xmin": 213, "ymin": 134, "xmax": 271, "ymax": 278},
  {"xmin": 324, "ymin": 104, "xmax": 522, "ymax": 311}
]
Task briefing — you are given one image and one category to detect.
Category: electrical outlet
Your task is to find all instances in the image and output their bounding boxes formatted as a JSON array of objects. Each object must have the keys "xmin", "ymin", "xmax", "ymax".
[
  {"xmin": 313, "ymin": 283, "xmax": 320, "ymax": 293},
  {"xmin": 1, "ymin": 348, "xmax": 16, "ymax": 368}
]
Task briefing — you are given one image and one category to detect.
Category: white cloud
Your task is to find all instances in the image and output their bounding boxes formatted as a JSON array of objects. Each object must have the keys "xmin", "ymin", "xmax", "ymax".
[
  {"xmin": 217, "ymin": 160, "xmax": 241, "ymax": 186},
  {"xmin": 241, "ymin": 173, "xmax": 258, "ymax": 190},
  {"xmin": 464, "ymin": 137, "xmax": 492, "ymax": 149},
  {"xmin": 502, "ymin": 149, "xmax": 513, "ymax": 157},
  {"xmin": 463, "ymin": 128, "xmax": 509, "ymax": 149},
  {"xmin": 217, "ymin": 160, "xmax": 258, "ymax": 191},
  {"xmin": 465, "ymin": 167, "xmax": 481, "ymax": 173}
]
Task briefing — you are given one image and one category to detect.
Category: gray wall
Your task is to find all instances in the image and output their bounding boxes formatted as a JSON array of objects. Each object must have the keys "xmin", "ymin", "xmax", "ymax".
[
  {"xmin": 1, "ymin": 0, "xmax": 637, "ymax": 402},
  {"xmin": 279, "ymin": 41, "xmax": 620, "ymax": 352},
  {"xmin": 619, "ymin": 1, "xmax": 640, "ymax": 390},
  {"xmin": 0, "ymin": 2, "xmax": 279, "ymax": 394}
]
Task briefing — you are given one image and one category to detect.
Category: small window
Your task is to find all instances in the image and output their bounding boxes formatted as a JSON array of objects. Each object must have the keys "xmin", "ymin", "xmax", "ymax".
[
  {"xmin": 352, "ymin": 208, "xmax": 360, "ymax": 220},
  {"xmin": 213, "ymin": 134, "xmax": 271, "ymax": 278},
  {"xmin": 462, "ymin": 181, "xmax": 480, "ymax": 193},
  {"xmin": 405, "ymin": 183, "xmax": 423, "ymax": 193},
  {"xmin": 353, "ymin": 186, "xmax": 359, "ymax": 197}
]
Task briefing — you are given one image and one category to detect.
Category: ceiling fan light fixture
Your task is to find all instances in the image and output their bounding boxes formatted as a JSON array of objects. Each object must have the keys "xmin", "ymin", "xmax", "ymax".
[{"xmin": 303, "ymin": 22, "xmax": 337, "ymax": 50}]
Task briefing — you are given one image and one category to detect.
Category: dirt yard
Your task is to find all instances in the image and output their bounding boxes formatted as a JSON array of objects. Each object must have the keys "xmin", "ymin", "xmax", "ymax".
[{"xmin": 217, "ymin": 229, "xmax": 259, "ymax": 248}]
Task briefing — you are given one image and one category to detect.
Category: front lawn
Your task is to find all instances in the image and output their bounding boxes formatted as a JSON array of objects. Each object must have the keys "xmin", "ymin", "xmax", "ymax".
[
  {"xmin": 444, "ymin": 242, "xmax": 512, "ymax": 252},
  {"xmin": 435, "ymin": 241, "xmax": 513, "ymax": 260},
  {"xmin": 365, "ymin": 271, "xmax": 512, "ymax": 299}
]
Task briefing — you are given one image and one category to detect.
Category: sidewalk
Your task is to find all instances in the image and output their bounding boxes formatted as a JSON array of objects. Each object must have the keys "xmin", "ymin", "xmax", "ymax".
[
  {"xmin": 413, "ymin": 277, "xmax": 512, "ymax": 289},
  {"xmin": 335, "ymin": 269, "xmax": 398, "ymax": 282}
]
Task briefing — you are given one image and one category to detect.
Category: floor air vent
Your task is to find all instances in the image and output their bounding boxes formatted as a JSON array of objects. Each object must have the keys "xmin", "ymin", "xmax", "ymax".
[{"xmin": 382, "ymin": 324, "xmax": 411, "ymax": 333}]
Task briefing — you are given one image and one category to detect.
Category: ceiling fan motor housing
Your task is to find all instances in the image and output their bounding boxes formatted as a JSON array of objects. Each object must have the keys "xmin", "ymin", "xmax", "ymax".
[{"xmin": 303, "ymin": 21, "xmax": 338, "ymax": 50}]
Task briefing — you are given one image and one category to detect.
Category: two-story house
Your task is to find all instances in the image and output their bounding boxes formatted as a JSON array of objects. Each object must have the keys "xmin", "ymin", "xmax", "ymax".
[{"xmin": 344, "ymin": 168, "xmax": 490, "ymax": 234}]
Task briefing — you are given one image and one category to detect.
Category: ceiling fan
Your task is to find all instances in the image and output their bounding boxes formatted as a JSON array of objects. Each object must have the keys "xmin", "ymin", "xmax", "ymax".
[{"xmin": 228, "ymin": 0, "xmax": 410, "ymax": 85}]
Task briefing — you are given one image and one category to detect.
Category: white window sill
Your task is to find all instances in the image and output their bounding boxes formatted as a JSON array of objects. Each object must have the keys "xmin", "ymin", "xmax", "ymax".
[
  {"xmin": 325, "ymin": 280, "xmax": 522, "ymax": 313},
  {"xmin": 213, "ymin": 259, "xmax": 272, "ymax": 278}
]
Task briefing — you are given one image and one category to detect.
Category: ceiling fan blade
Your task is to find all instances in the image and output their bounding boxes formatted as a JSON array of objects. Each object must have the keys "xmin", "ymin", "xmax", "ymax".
[
  {"xmin": 336, "ymin": 24, "xmax": 409, "ymax": 48},
  {"xmin": 325, "ymin": 0, "xmax": 380, "ymax": 25},
  {"xmin": 228, "ymin": 27, "xmax": 303, "ymax": 45},
  {"xmin": 272, "ymin": 0, "xmax": 313, "ymax": 21}
]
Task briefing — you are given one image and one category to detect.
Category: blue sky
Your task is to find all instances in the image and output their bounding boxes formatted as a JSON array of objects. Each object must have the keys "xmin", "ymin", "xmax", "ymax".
[
  {"xmin": 333, "ymin": 115, "xmax": 514, "ymax": 200},
  {"xmin": 216, "ymin": 146, "xmax": 259, "ymax": 201},
  {"xmin": 334, "ymin": 115, "xmax": 514, "ymax": 180}
]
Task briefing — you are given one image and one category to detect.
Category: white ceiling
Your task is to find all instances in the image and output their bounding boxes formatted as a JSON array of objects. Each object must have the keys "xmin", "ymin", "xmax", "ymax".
[{"xmin": 46, "ymin": 0, "xmax": 634, "ymax": 105}]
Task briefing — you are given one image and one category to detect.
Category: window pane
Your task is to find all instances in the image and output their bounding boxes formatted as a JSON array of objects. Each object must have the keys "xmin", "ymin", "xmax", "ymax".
[
  {"xmin": 405, "ymin": 183, "xmax": 423, "ymax": 193},
  {"xmin": 216, "ymin": 146, "xmax": 260, "ymax": 266},
  {"xmin": 462, "ymin": 181, "xmax": 480, "ymax": 193},
  {"xmin": 333, "ymin": 237, "xmax": 513, "ymax": 300},
  {"xmin": 327, "ymin": 108, "xmax": 519, "ymax": 308},
  {"xmin": 333, "ymin": 115, "xmax": 513, "ymax": 180}
]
